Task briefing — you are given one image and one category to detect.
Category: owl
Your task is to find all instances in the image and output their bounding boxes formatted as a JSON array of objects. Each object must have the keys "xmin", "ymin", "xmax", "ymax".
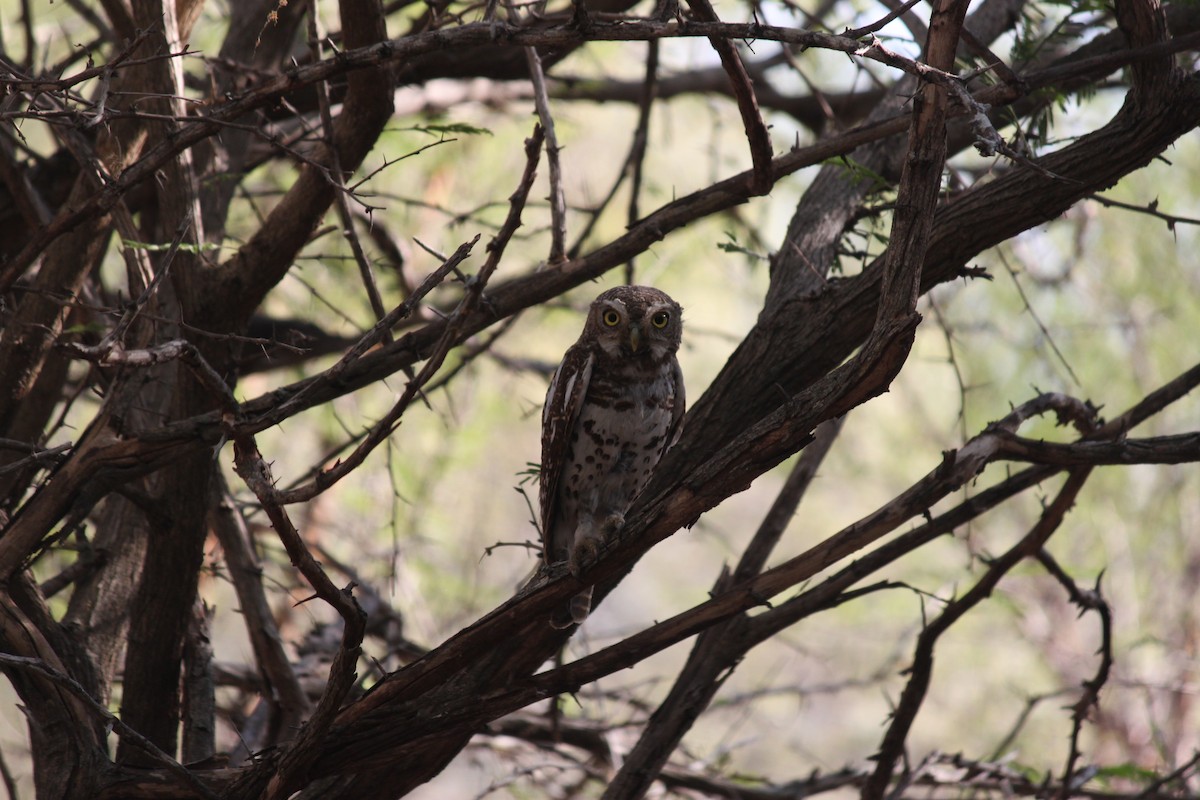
[{"xmin": 540, "ymin": 285, "xmax": 686, "ymax": 628}]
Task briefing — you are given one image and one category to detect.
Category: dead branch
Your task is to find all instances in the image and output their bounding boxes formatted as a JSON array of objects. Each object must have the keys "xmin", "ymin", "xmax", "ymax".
[{"xmin": 862, "ymin": 467, "xmax": 1093, "ymax": 800}]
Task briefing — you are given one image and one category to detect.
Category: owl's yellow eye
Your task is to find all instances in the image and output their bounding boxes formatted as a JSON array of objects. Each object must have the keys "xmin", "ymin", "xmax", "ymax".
[
  {"xmin": 650, "ymin": 311, "xmax": 670, "ymax": 329},
  {"xmin": 602, "ymin": 309, "xmax": 621, "ymax": 327}
]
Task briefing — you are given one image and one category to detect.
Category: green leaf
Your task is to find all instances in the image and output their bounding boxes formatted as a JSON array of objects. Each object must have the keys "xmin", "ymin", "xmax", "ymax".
[
  {"xmin": 410, "ymin": 122, "xmax": 493, "ymax": 137},
  {"xmin": 516, "ymin": 463, "xmax": 541, "ymax": 486},
  {"xmin": 824, "ymin": 155, "xmax": 889, "ymax": 191},
  {"xmin": 1094, "ymin": 763, "xmax": 1161, "ymax": 784},
  {"xmin": 717, "ymin": 231, "xmax": 769, "ymax": 261},
  {"xmin": 63, "ymin": 322, "xmax": 107, "ymax": 335},
  {"xmin": 121, "ymin": 239, "xmax": 223, "ymax": 254}
]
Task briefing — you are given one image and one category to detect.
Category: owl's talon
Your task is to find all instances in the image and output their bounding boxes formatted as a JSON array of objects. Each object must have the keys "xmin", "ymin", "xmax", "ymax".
[
  {"xmin": 601, "ymin": 513, "xmax": 625, "ymax": 537},
  {"xmin": 569, "ymin": 538, "xmax": 601, "ymax": 577}
]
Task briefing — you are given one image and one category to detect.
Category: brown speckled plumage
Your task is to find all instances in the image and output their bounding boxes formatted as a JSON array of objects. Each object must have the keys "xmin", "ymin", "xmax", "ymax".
[{"xmin": 539, "ymin": 286, "xmax": 686, "ymax": 628}]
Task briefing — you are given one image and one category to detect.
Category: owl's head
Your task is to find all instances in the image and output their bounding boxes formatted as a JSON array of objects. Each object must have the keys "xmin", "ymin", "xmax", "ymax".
[{"xmin": 585, "ymin": 285, "xmax": 682, "ymax": 360}]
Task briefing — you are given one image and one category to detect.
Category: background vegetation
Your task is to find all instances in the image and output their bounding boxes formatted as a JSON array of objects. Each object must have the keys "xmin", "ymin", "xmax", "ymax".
[{"xmin": 0, "ymin": 0, "xmax": 1198, "ymax": 796}]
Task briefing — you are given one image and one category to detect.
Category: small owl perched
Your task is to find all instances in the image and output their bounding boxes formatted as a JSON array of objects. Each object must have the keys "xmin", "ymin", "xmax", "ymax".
[{"xmin": 540, "ymin": 286, "xmax": 686, "ymax": 628}]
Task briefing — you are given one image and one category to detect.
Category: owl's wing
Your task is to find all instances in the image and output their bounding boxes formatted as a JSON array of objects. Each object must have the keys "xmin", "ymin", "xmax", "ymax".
[
  {"xmin": 665, "ymin": 356, "xmax": 687, "ymax": 449},
  {"xmin": 539, "ymin": 343, "xmax": 594, "ymax": 563}
]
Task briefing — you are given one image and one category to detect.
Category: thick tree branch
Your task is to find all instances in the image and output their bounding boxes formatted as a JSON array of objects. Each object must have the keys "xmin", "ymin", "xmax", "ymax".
[{"xmin": 282, "ymin": 355, "xmax": 1200, "ymax": 786}]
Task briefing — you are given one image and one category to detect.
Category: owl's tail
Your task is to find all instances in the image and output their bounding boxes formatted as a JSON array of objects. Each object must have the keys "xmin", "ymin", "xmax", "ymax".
[{"xmin": 550, "ymin": 587, "xmax": 593, "ymax": 629}]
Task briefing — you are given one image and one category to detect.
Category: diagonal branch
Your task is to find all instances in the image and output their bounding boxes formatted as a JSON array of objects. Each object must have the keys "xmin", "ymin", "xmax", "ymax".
[
  {"xmin": 237, "ymin": 354, "xmax": 1200, "ymax": 795},
  {"xmin": 307, "ymin": 3, "xmax": 392, "ymax": 337},
  {"xmin": 267, "ymin": 126, "xmax": 542, "ymax": 505},
  {"xmin": 525, "ymin": 46, "xmax": 568, "ymax": 265},
  {"xmin": 209, "ymin": 477, "xmax": 313, "ymax": 749},
  {"xmin": 231, "ymin": 435, "xmax": 367, "ymax": 800},
  {"xmin": 602, "ymin": 417, "xmax": 845, "ymax": 800},
  {"xmin": 861, "ymin": 467, "xmax": 1093, "ymax": 800},
  {"xmin": 685, "ymin": 0, "xmax": 773, "ymax": 194},
  {"xmin": 523, "ymin": 374, "xmax": 1191, "ymax": 715}
]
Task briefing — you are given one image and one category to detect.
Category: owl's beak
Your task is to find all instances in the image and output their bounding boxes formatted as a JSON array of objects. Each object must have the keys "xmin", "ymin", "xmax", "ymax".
[{"xmin": 628, "ymin": 325, "xmax": 642, "ymax": 353}]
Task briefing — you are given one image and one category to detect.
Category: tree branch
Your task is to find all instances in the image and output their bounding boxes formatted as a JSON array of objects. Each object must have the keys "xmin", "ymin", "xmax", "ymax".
[{"xmin": 862, "ymin": 467, "xmax": 1093, "ymax": 800}]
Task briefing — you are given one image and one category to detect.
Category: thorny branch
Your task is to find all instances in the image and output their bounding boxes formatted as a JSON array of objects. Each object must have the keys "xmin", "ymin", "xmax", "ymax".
[
  {"xmin": 1088, "ymin": 192, "xmax": 1200, "ymax": 231},
  {"xmin": 862, "ymin": 467, "xmax": 1093, "ymax": 800},
  {"xmin": 525, "ymin": 373, "xmax": 1196, "ymax": 707},
  {"xmin": 265, "ymin": 125, "xmax": 542, "ymax": 506},
  {"xmin": 5, "ymin": 17, "xmax": 1196, "ymax": 291},
  {"xmin": 1037, "ymin": 549, "xmax": 1115, "ymax": 800},
  {"xmin": 231, "ymin": 434, "xmax": 367, "ymax": 800}
]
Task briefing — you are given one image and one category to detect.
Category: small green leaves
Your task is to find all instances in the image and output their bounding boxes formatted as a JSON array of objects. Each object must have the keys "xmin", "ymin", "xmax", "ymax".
[
  {"xmin": 408, "ymin": 122, "xmax": 493, "ymax": 137},
  {"xmin": 121, "ymin": 239, "xmax": 223, "ymax": 254}
]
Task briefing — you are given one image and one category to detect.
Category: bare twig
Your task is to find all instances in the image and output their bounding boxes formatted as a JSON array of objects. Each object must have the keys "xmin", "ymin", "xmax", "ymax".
[
  {"xmin": 0, "ymin": 441, "xmax": 72, "ymax": 477},
  {"xmin": 843, "ymin": 0, "xmax": 924, "ymax": 39},
  {"xmin": 1036, "ymin": 550, "xmax": 1113, "ymax": 800},
  {"xmin": 1001, "ymin": 252, "xmax": 1082, "ymax": 386},
  {"xmin": 861, "ymin": 467, "xmax": 1093, "ymax": 800},
  {"xmin": 524, "ymin": 46, "xmax": 568, "ymax": 264},
  {"xmin": 265, "ymin": 126, "xmax": 542, "ymax": 505},
  {"xmin": 1088, "ymin": 193, "xmax": 1200, "ymax": 231},
  {"xmin": 230, "ymin": 435, "xmax": 367, "ymax": 800},
  {"xmin": 685, "ymin": 0, "xmax": 773, "ymax": 194},
  {"xmin": 306, "ymin": 5, "xmax": 392, "ymax": 338},
  {"xmin": 624, "ymin": 40, "xmax": 659, "ymax": 284}
]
